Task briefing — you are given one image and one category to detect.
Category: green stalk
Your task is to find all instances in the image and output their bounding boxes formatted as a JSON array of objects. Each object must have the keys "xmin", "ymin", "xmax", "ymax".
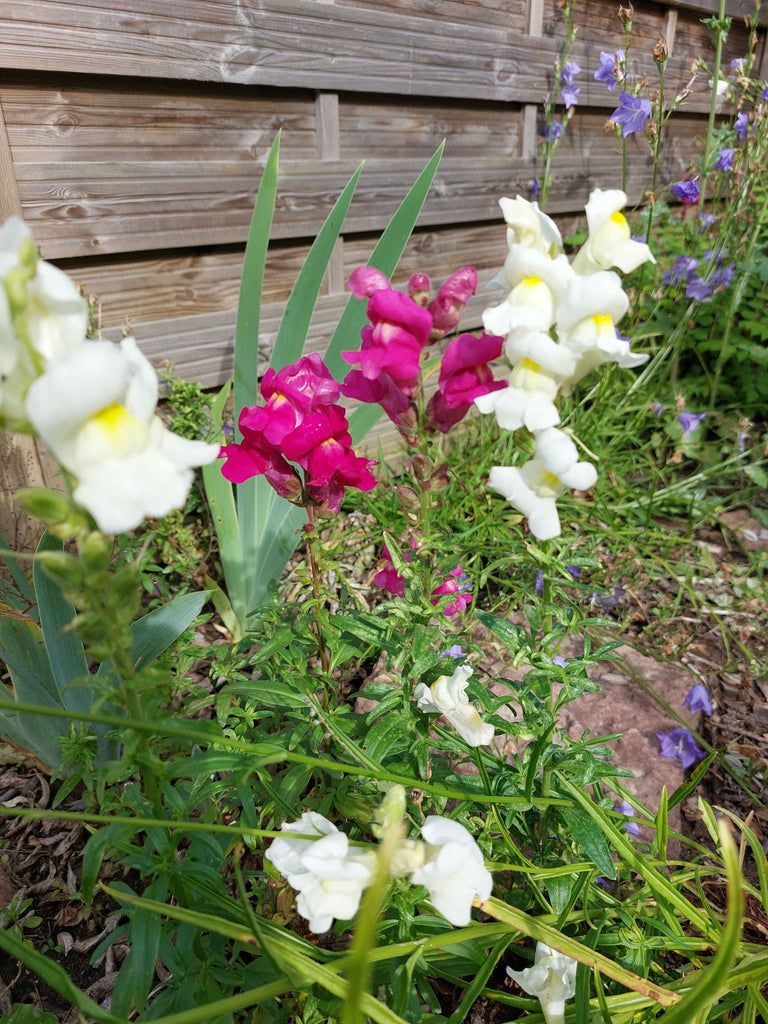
[
  {"xmin": 698, "ymin": 0, "xmax": 728, "ymax": 212},
  {"xmin": 0, "ymin": 696, "xmax": 572, "ymax": 809}
]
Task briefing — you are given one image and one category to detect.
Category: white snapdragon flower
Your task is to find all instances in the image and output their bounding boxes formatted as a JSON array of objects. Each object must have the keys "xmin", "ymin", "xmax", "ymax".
[
  {"xmin": 410, "ymin": 816, "xmax": 493, "ymax": 926},
  {"xmin": 475, "ymin": 354, "xmax": 564, "ymax": 433},
  {"xmin": 571, "ymin": 189, "xmax": 655, "ymax": 275},
  {"xmin": 507, "ymin": 942, "xmax": 578, "ymax": 1024},
  {"xmin": 0, "ymin": 217, "xmax": 87, "ymax": 429},
  {"xmin": 499, "ymin": 196, "xmax": 563, "ymax": 256},
  {"xmin": 483, "ymin": 249, "xmax": 573, "ymax": 339},
  {"xmin": 555, "ymin": 270, "xmax": 647, "ymax": 388},
  {"xmin": 488, "ymin": 428, "xmax": 597, "ymax": 540},
  {"xmin": 266, "ymin": 812, "xmax": 375, "ymax": 933},
  {"xmin": 25, "ymin": 336, "xmax": 219, "ymax": 534},
  {"xmin": 413, "ymin": 664, "xmax": 494, "ymax": 747}
]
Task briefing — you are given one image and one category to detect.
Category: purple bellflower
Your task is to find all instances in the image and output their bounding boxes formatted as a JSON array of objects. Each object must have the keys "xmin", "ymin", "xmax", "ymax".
[
  {"xmin": 545, "ymin": 121, "xmax": 564, "ymax": 141},
  {"xmin": 714, "ymin": 148, "xmax": 735, "ymax": 171},
  {"xmin": 560, "ymin": 61, "xmax": 581, "ymax": 109},
  {"xmin": 679, "ymin": 411, "xmax": 706, "ymax": 436},
  {"xmin": 440, "ymin": 644, "xmax": 465, "ymax": 659},
  {"xmin": 710, "ymin": 262, "xmax": 735, "ymax": 289},
  {"xmin": 594, "ymin": 50, "xmax": 624, "ymax": 91},
  {"xmin": 617, "ymin": 800, "xmax": 640, "ymax": 835},
  {"xmin": 735, "ymin": 112, "xmax": 750, "ymax": 139},
  {"xmin": 683, "ymin": 683, "xmax": 713, "ymax": 715},
  {"xmin": 685, "ymin": 276, "xmax": 712, "ymax": 301},
  {"xmin": 610, "ymin": 91, "xmax": 652, "ymax": 137},
  {"xmin": 657, "ymin": 728, "xmax": 705, "ymax": 768},
  {"xmin": 535, "ymin": 569, "xmax": 544, "ymax": 595},
  {"xmin": 552, "ymin": 654, "xmax": 569, "ymax": 668},
  {"xmin": 670, "ymin": 180, "xmax": 700, "ymax": 205}
]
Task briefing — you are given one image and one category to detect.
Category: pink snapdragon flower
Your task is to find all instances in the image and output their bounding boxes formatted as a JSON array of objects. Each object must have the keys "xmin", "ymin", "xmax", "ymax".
[
  {"xmin": 427, "ymin": 267, "xmax": 478, "ymax": 340},
  {"xmin": 220, "ymin": 354, "xmax": 376, "ymax": 514},
  {"xmin": 430, "ymin": 565, "xmax": 473, "ymax": 617},
  {"xmin": 342, "ymin": 286, "xmax": 432, "ymax": 392},
  {"xmin": 426, "ymin": 332, "xmax": 506, "ymax": 433},
  {"xmin": 374, "ymin": 541, "xmax": 473, "ymax": 617}
]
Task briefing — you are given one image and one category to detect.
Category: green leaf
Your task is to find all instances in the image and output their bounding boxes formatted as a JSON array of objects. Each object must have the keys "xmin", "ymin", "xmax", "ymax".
[
  {"xmin": 474, "ymin": 609, "xmax": 527, "ymax": 654},
  {"xmin": 33, "ymin": 533, "xmax": 90, "ymax": 713},
  {"xmin": 0, "ymin": 530, "xmax": 36, "ymax": 614},
  {"xmin": 559, "ymin": 806, "xmax": 616, "ymax": 879},
  {"xmin": 271, "ymin": 164, "xmax": 363, "ymax": 372},
  {"xmin": 130, "ymin": 590, "xmax": 210, "ymax": 671},
  {"xmin": 223, "ymin": 679, "xmax": 307, "ymax": 710},
  {"xmin": 324, "ymin": 142, "xmax": 445, "ymax": 385}
]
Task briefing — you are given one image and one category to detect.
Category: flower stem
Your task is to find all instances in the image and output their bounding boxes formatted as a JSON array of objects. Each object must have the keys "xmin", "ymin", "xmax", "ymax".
[{"xmin": 304, "ymin": 501, "xmax": 330, "ymax": 675}]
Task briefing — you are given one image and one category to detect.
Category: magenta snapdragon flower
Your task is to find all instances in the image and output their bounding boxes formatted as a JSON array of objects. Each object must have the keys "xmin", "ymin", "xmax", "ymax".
[
  {"xmin": 425, "ymin": 332, "xmax": 506, "ymax": 433},
  {"xmin": 220, "ymin": 354, "xmax": 376, "ymax": 513}
]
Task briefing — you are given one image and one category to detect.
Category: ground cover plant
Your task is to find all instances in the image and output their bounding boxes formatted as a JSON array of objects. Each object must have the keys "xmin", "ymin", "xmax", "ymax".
[{"xmin": 1, "ymin": 3, "xmax": 768, "ymax": 1022}]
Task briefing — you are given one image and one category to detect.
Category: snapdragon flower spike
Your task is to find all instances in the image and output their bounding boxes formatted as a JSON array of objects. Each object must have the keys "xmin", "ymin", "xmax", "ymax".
[
  {"xmin": 499, "ymin": 196, "xmax": 563, "ymax": 256},
  {"xmin": 221, "ymin": 354, "xmax": 376, "ymax": 513},
  {"xmin": 343, "ymin": 287, "xmax": 432, "ymax": 390},
  {"xmin": 1, "ymin": 217, "xmax": 89, "ymax": 431},
  {"xmin": 266, "ymin": 812, "xmax": 375, "ymax": 933},
  {"xmin": 488, "ymin": 427, "xmax": 598, "ymax": 540},
  {"xmin": 425, "ymin": 332, "xmax": 506, "ymax": 433},
  {"xmin": 410, "ymin": 816, "xmax": 493, "ymax": 926},
  {"xmin": 430, "ymin": 565, "xmax": 473, "ymax": 617}
]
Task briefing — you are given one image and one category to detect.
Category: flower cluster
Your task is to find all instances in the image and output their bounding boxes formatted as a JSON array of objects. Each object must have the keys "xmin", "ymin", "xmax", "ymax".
[
  {"xmin": 219, "ymin": 353, "xmax": 377, "ymax": 514},
  {"xmin": 656, "ymin": 684, "xmax": 712, "ymax": 767},
  {"xmin": 559, "ymin": 61, "xmax": 581, "ymax": 110},
  {"xmin": 267, "ymin": 810, "xmax": 492, "ymax": 932},
  {"xmin": 476, "ymin": 191, "xmax": 653, "ymax": 539},
  {"xmin": 0, "ymin": 217, "xmax": 220, "ymax": 533},
  {"xmin": 374, "ymin": 536, "xmax": 473, "ymax": 617},
  {"xmin": 341, "ymin": 265, "xmax": 505, "ymax": 438},
  {"xmin": 662, "ymin": 251, "xmax": 734, "ymax": 301}
]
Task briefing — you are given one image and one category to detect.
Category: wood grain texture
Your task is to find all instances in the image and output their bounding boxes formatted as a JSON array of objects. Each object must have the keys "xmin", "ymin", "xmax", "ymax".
[{"xmin": 0, "ymin": 94, "xmax": 22, "ymax": 222}]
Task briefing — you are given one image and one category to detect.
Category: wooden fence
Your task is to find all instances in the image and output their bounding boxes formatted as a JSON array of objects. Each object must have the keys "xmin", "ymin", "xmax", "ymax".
[{"xmin": 1, "ymin": 0, "xmax": 765, "ymax": 546}]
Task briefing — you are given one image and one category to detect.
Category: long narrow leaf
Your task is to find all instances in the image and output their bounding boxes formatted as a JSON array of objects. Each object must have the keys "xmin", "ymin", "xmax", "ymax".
[
  {"xmin": 0, "ymin": 531, "xmax": 37, "ymax": 614},
  {"xmin": 235, "ymin": 135, "xmax": 281, "ymax": 627},
  {"xmin": 33, "ymin": 532, "xmax": 90, "ymax": 713},
  {"xmin": 235, "ymin": 135, "xmax": 280, "ymax": 431},
  {"xmin": 241, "ymin": 164, "xmax": 363, "ymax": 617},
  {"xmin": 270, "ymin": 162, "xmax": 363, "ymax": 371},
  {"xmin": 324, "ymin": 142, "xmax": 445, "ymax": 382}
]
